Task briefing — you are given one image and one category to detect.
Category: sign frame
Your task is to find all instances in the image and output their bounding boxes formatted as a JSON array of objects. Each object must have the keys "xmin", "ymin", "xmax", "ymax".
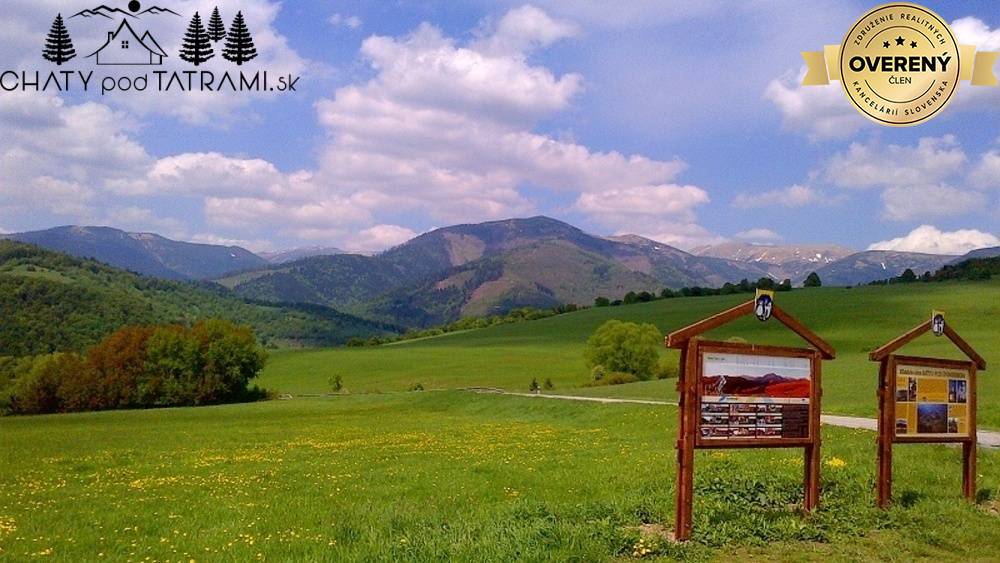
[
  {"xmin": 870, "ymin": 314, "xmax": 987, "ymax": 508},
  {"xmin": 666, "ymin": 295, "xmax": 835, "ymax": 541}
]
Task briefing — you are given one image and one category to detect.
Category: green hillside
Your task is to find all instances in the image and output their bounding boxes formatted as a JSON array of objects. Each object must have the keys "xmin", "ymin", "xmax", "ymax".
[
  {"xmin": 0, "ymin": 241, "xmax": 397, "ymax": 356},
  {"xmin": 259, "ymin": 279, "xmax": 1000, "ymax": 427}
]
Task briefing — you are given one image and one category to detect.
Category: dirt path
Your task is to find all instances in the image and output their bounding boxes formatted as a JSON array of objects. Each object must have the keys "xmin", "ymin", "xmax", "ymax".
[{"xmin": 483, "ymin": 391, "xmax": 1000, "ymax": 448}]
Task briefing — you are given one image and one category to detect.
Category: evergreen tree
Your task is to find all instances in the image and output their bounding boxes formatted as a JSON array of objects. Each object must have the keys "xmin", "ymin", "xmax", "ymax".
[
  {"xmin": 222, "ymin": 11, "xmax": 258, "ymax": 65},
  {"xmin": 804, "ymin": 272, "xmax": 822, "ymax": 287},
  {"xmin": 179, "ymin": 12, "xmax": 214, "ymax": 66},
  {"xmin": 42, "ymin": 14, "xmax": 76, "ymax": 65},
  {"xmin": 207, "ymin": 7, "xmax": 227, "ymax": 42}
]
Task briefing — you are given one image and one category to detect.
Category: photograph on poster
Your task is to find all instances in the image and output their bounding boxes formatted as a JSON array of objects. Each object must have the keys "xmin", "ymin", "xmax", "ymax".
[{"xmin": 699, "ymin": 353, "xmax": 812, "ymax": 440}]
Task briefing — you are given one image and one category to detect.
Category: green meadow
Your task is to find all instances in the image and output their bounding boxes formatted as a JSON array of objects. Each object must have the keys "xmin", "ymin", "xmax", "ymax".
[
  {"xmin": 261, "ymin": 281, "xmax": 1000, "ymax": 427},
  {"xmin": 2, "ymin": 280, "xmax": 1000, "ymax": 561},
  {"xmin": 1, "ymin": 393, "xmax": 998, "ymax": 561}
]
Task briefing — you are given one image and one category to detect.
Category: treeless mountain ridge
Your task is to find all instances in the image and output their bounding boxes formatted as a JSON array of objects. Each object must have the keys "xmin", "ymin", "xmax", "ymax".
[{"xmin": 692, "ymin": 241, "xmax": 856, "ymax": 283}]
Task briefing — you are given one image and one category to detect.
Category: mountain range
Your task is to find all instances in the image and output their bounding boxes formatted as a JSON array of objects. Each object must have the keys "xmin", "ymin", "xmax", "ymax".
[
  {"xmin": 2, "ymin": 226, "xmax": 267, "ymax": 281},
  {"xmin": 6, "ymin": 217, "xmax": 990, "ymax": 328},
  {"xmin": 692, "ymin": 242, "xmax": 854, "ymax": 282},
  {"xmin": 215, "ymin": 217, "xmax": 774, "ymax": 326}
]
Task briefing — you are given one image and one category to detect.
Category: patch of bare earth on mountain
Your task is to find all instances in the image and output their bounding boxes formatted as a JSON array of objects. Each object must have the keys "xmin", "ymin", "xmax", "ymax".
[{"xmin": 443, "ymin": 233, "xmax": 486, "ymax": 266}]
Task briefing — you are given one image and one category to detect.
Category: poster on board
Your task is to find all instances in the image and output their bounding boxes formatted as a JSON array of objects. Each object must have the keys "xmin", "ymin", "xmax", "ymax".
[
  {"xmin": 699, "ymin": 353, "xmax": 812, "ymax": 441},
  {"xmin": 894, "ymin": 363, "xmax": 970, "ymax": 437}
]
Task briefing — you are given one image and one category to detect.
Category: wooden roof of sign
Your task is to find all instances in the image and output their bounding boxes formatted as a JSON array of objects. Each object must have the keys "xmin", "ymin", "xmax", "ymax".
[
  {"xmin": 868, "ymin": 318, "xmax": 987, "ymax": 370},
  {"xmin": 665, "ymin": 298, "xmax": 836, "ymax": 359}
]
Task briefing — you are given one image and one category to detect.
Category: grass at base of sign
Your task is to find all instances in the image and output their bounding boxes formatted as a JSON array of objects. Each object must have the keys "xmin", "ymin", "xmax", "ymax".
[{"xmin": 1, "ymin": 391, "xmax": 997, "ymax": 561}]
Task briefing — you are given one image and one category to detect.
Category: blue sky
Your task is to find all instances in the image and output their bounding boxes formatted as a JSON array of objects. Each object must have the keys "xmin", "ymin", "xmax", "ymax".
[{"xmin": 1, "ymin": 0, "xmax": 998, "ymax": 254}]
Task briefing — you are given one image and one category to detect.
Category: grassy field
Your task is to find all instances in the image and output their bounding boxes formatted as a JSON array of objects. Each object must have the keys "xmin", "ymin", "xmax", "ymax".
[
  {"xmin": 260, "ymin": 280, "xmax": 1000, "ymax": 427},
  {"xmin": 1, "ymin": 392, "xmax": 998, "ymax": 561},
  {"xmin": 3, "ymin": 281, "xmax": 999, "ymax": 560}
]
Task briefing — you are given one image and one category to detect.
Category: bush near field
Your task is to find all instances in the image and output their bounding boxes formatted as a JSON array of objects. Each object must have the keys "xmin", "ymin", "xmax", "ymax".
[{"xmin": 0, "ymin": 319, "xmax": 268, "ymax": 415}]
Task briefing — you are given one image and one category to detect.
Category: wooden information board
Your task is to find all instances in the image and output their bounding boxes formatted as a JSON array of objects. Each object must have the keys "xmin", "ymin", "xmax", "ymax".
[
  {"xmin": 870, "ymin": 313, "xmax": 986, "ymax": 508},
  {"xmin": 666, "ymin": 292, "xmax": 835, "ymax": 541}
]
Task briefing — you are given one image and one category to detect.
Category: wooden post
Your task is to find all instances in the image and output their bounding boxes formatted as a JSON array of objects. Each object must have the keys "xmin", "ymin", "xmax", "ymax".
[
  {"xmin": 875, "ymin": 358, "xmax": 893, "ymax": 508},
  {"xmin": 674, "ymin": 339, "xmax": 698, "ymax": 541},
  {"xmin": 963, "ymin": 365, "xmax": 978, "ymax": 501},
  {"xmin": 803, "ymin": 352, "xmax": 822, "ymax": 511}
]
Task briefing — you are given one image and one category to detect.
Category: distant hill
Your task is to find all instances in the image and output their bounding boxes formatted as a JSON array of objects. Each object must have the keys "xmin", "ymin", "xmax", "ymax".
[
  {"xmin": 259, "ymin": 246, "xmax": 349, "ymax": 264},
  {"xmin": 368, "ymin": 240, "xmax": 662, "ymax": 326},
  {"xmin": 2, "ymin": 226, "xmax": 267, "ymax": 280},
  {"xmin": 812, "ymin": 250, "xmax": 956, "ymax": 286},
  {"xmin": 934, "ymin": 255, "xmax": 1000, "ymax": 281},
  {"xmin": 692, "ymin": 242, "xmax": 854, "ymax": 282},
  {"xmin": 951, "ymin": 246, "xmax": 1000, "ymax": 263},
  {"xmin": 0, "ymin": 241, "xmax": 397, "ymax": 356},
  {"xmin": 219, "ymin": 217, "xmax": 772, "ymax": 326}
]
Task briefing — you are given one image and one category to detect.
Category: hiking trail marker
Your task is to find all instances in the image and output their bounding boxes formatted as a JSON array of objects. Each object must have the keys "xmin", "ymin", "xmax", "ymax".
[
  {"xmin": 869, "ymin": 311, "xmax": 987, "ymax": 508},
  {"xmin": 666, "ymin": 290, "xmax": 836, "ymax": 541}
]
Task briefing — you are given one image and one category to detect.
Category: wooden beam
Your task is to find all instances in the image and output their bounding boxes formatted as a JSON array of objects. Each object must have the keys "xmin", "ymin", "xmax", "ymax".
[
  {"xmin": 771, "ymin": 305, "xmax": 836, "ymax": 360},
  {"xmin": 869, "ymin": 320, "xmax": 930, "ymax": 362},
  {"xmin": 666, "ymin": 300, "xmax": 754, "ymax": 348},
  {"xmin": 944, "ymin": 324, "xmax": 987, "ymax": 371},
  {"xmin": 869, "ymin": 320, "xmax": 987, "ymax": 370}
]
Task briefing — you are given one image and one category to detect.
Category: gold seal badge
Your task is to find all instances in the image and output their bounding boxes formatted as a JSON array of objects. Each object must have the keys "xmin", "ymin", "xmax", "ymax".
[
  {"xmin": 801, "ymin": 3, "xmax": 998, "ymax": 127},
  {"xmin": 840, "ymin": 3, "xmax": 957, "ymax": 126}
]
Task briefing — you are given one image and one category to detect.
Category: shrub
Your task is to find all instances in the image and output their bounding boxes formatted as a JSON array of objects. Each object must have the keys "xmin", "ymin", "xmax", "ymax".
[
  {"xmin": 4, "ymin": 319, "xmax": 268, "ymax": 415},
  {"xmin": 529, "ymin": 377, "xmax": 540, "ymax": 393},
  {"xmin": 591, "ymin": 365, "xmax": 606, "ymax": 381},
  {"xmin": 584, "ymin": 372, "xmax": 639, "ymax": 387},
  {"xmin": 409, "ymin": 382, "xmax": 425, "ymax": 392},
  {"xmin": 655, "ymin": 359, "xmax": 678, "ymax": 380},
  {"xmin": 583, "ymin": 320, "xmax": 662, "ymax": 380},
  {"xmin": 543, "ymin": 378, "xmax": 554, "ymax": 390},
  {"xmin": 330, "ymin": 375, "xmax": 343, "ymax": 392}
]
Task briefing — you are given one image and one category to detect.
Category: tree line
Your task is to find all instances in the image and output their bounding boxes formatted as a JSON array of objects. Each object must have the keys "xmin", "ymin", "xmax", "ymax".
[
  {"xmin": 593, "ymin": 272, "xmax": 823, "ymax": 308},
  {"xmin": 0, "ymin": 320, "xmax": 268, "ymax": 416},
  {"xmin": 347, "ymin": 304, "xmax": 582, "ymax": 346}
]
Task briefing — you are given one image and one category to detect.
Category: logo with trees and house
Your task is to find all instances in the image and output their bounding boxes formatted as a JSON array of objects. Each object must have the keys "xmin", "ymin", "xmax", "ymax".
[{"xmin": 44, "ymin": 2, "xmax": 259, "ymax": 67}]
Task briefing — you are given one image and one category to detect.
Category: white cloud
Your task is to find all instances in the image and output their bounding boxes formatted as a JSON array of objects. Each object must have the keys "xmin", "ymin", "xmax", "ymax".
[
  {"xmin": 733, "ymin": 184, "xmax": 829, "ymax": 208},
  {"xmin": 329, "ymin": 13, "xmax": 362, "ymax": 29},
  {"xmin": 819, "ymin": 136, "xmax": 991, "ymax": 221},
  {"xmin": 868, "ymin": 225, "xmax": 999, "ymax": 255},
  {"xmin": 970, "ymin": 150, "xmax": 1000, "ymax": 188},
  {"xmin": 188, "ymin": 233, "xmax": 276, "ymax": 253},
  {"xmin": 0, "ymin": 92, "xmax": 149, "ymax": 217},
  {"xmin": 472, "ymin": 5, "xmax": 578, "ymax": 55},
  {"xmin": 346, "ymin": 225, "xmax": 418, "ymax": 253},
  {"xmin": 487, "ymin": 1, "xmax": 727, "ymax": 31},
  {"xmin": 734, "ymin": 228, "xmax": 782, "ymax": 242},
  {"xmin": 2, "ymin": 5, "xmax": 719, "ymax": 252},
  {"xmin": 103, "ymin": 206, "xmax": 186, "ymax": 238},
  {"xmin": 733, "ymin": 228, "xmax": 782, "ymax": 243},
  {"xmin": 575, "ymin": 184, "xmax": 708, "ymax": 218},
  {"xmin": 291, "ymin": 8, "xmax": 707, "ymax": 242},
  {"xmin": 880, "ymin": 185, "xmax": 986, "ymax": 222},
  {"xmin": 764, "ymin": 68, "xmax": 866, "ymax": 141},
  {"xmin": 824, "ymin": 136, "xmax": 967, "ymax": 190}
]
